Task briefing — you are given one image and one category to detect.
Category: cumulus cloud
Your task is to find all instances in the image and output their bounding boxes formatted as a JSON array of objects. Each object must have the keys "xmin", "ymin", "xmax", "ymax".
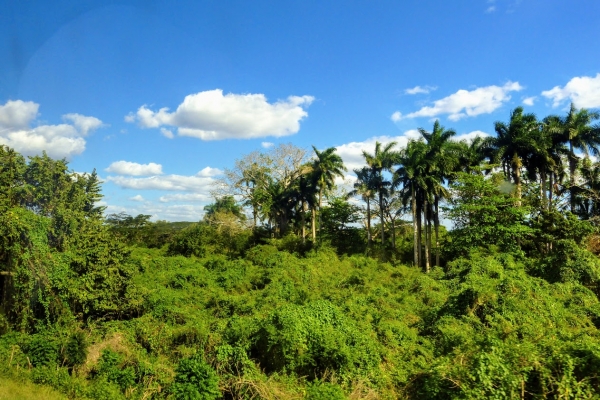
[
  {"xmin": 197, "ymin": 167, "xmax": 223, "ymax": 177},
  {"xmin": 158, "ymin": 193, "xmax": 212, "ymax": 203},
  {"xmin": 451, "ymin": 130, "xmax": 491, "ymax": 143},
  {"xmin": 541, "ymin": 73, "xmax": 600, "ymax": 108},
  {"xmin": 404, "ymin": 85, "xmax": 437, "ymax": 95},
  {"xmin": 335, "ymin": 130, "xmax": 420, "ymax": 172},
  {"xmin": 106, "ymin": 161, "xmax": 163, "ymax": 176},
  {"xmin": 261, "ymin": 141, "xmax": 274, "ymax": 148},
  {"xmin": 523, "ymin": 96, "xmax": 536, "ymax": 106},
  {"xmin": 106, "ymin": 174, "xmax": 215, "ymax": 192},
  {"xmin": 0, "ymin": 100, "xmax": 103, "ymax": 159},
  {"xmin": 0, "ymin": 100, "xmax": 38, "ymax": 128},
  {"xmin": 392, "ymin": 81, "xmax": 523, "ymax": 121},
  {"xmin": 62, "ymin": 114, "xmax": 104, "ymax": 135},
  {"xmin": 130, "ymin": 194, "xmax": 145, "ymax": 202},
  {"xmin": 104, "ymin": 202, "xmax": 207, "ymax": 222},
  {"xmin": 127, "ymin": 89, "xmax": 314, "ymax": 140}
]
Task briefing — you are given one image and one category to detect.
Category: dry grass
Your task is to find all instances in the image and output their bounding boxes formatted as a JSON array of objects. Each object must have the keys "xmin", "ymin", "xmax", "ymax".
[
  {"xmin": 0, "ymin": 377, "xmax": 66, "ymax": 400},
  {"xmin": 80, "ymin": 332, "xmax": 129, "ymax": 376}
]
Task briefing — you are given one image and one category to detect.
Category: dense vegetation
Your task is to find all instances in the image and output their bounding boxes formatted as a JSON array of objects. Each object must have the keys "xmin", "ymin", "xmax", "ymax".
[{"xmin": 1, "ymin": 104, "xmax": 600, "ymax": 399}]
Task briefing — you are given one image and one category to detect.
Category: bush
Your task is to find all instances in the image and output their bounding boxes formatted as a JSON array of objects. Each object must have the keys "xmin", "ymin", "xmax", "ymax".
[
  {"xmin": 253, "ymin": 300, "xmax": 381, "ymax": 380},
  {"xmin": 305, "ymin": 380, "xmax": 346, "ymax": 400},
  {"xmin": 171, "ymin": 354, "xmax": 220, "ymax": 400}
]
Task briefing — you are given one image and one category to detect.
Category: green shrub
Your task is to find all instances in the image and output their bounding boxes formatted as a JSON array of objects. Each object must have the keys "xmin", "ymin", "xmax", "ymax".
[
  {"xmin": 253, "ymin": 300, "xmax": 380, "ymax": 380},
  {"xmin": 64, "ymin": 331, "xmax": 87, "ymax": 368},
  {"xmin": 305, "ymin": 380, "xmax": 346, "ymax": 400},
  {"xmin": 171, "ymin": 354, "xmax": 220, "ymax": 400},
  {"xmin": 27, "ymin": 335, "xmax": 59, "ymax": 367}
]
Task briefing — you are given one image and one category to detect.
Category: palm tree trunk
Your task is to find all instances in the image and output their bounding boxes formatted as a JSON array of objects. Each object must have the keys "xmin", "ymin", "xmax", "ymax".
[
  {"xmin": 412, "ymin": 183, "xmax": 418, "ymax": 267},
  {"xmin": 311, "ymin": 207, "xmax": 316, "ymax": 241},
  {"xmin": 569, "ymin": 141, "xmax": 576, "ymax": 213},
  {"xmin": 540, "ymin": 167, "xmax": 547, "ymax": 208},
  {"xmin": 434, "ymin": 196, "xmax": 440, "ymax": 268},
  {"xmin": 549, "ymin": 173, "xmax": 553, "ymax": 210},
  {"xmin": 416, "ymin": 199, "xmax": 422, "ymax": 269},
  {"xmin": 512, "ymin": 152, "xmax": 522, "ymax": 206},
  {"xmin": 366, "ymin": 197, "xmax": 372, "ymax": 249},
  {"xmin": 423, "ymin": 198, "xmax": 430, "ymax": 273},
  {"xmin": 379, "ymin": 190, "xmax": 385, "ymax": 245},
  {"xmin": 301, "ymin": 200, "xmax": 306, "ymax": 244},
  {"xmin": 318, "ymin": 188, "xmax": 323, "ymax": 241}
]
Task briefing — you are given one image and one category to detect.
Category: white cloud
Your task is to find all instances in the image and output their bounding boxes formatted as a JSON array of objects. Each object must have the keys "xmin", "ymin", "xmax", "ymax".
[
  {"xmin": 404, "ymin": 85, "xmax": 437, "ymax": 95},
  {"xmin": 452, "ymin": 130, "xmax": 491, "ymax": 143},
  {"xmin": 0, "ymin": 100, "xmax": 38, "ymax": 129},
  {"xmin": 541, "ymin": 73, "xmax": 600, "ymax": 108},
  {"xmin": 127, "ymin": 89, "xmax": 314, "ymax": 140},
  {"xmin": 130, "ymin": 194, "xmax": 145, "ymax": 202},
  {"xmin": 104, "ymin": 202, "xmax": 206, "ymax": 222},
  {"xmin": 106, "ymin": 174, "xmax": 216, "ymax": 192},
  {"xmin": 261, "ymin": 141, "xmax": 274, "ymax": 148},
  {"xmin": 62, "ymin": 114, "xmax": 104, "ymax": 135},
  {"xmin": 335, "ymin": 130, "xmax": 420, "ymax": 172},
  {"xmin": 522, "ymin": 96, "xmax": 536, "ymax": 106},
  {"xmin": 197, "ymin": 166, "xmax": 223, "ymax": 177},
  {"xmin": 160, "ymin": 128, "xmax": 174, "ymax": 139},
  {"xmin": 158, "ymin": 193, "xmax": 211, "ymax": 203},
  {"xmin": 393, "ymin": 81, "xmax": 523, "ymax": 121},
  {"xmin": 105, "ymin": 161, "xmax": 163, "ymax": 176},
  {"xmin": 485, "ymin": 5, "xmax": 496, "ymax": 13},
  {"xmin": 0, "ymin": 100, "xmax": 103, "ymax": 159}
]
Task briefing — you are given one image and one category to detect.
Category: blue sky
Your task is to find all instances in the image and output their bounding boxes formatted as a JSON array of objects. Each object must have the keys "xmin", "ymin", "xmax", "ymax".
[{"xmin": 2, "ymin": 0, "xmax": 600, "ymax": 220}]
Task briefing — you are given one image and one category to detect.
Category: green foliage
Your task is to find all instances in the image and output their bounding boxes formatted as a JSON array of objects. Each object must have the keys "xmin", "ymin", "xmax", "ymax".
[
  {"xmin": 445, "ymin": 173, "xmax": 534, "ymax": 257},
  {"xmin": 305, "ymin": 380, "xmax": 346, "ymax": 400},
  {"xmin": 64, "ymin": 331, "xmax": 87, "ymax": 368},
  {"xmin": 171, "ymin": 354, "xmax": 220, "ymax": 400},
  {"xmin": 26, "ymin": 334, "xmax": 59, "ymax": 367},
  {"xmin": 253, "ymin": 300, "xmax": 381, "ymax": 380}
]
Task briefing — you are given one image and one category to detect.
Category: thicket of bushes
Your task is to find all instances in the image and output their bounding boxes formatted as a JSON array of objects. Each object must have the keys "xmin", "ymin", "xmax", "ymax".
[{"xmin": 1, "ymin": 144, "xmax": 600, "ymax": 399}]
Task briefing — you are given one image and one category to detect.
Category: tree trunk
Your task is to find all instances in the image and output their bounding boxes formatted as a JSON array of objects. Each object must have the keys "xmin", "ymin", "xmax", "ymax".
[
  {"xmin": 434, "ymin": 196, "xmax": 440, "ymax": 268},
  {"xmin": 540, "ymin": 167, "xmax": 547, "ymax": 208},
  {"xmin": 512, "ymin": 152, "xmax": 522, "ymax": 206},
  {"xmin": 301, "ymin": 200, "xmax": 306, "ymax": 244},
  {"xmin": 424, "ymin": 198, "xmax": 430, "ymax": 273},
  {"xmin": 569, "ymin": 141, "xmax": 576, "ymax": 213},
  {"xmin": 416, "ymin": 199, "xmax": 422, "ymax": 269},
  {"xmin": 549, "ymin": 173, "xmax": 553, "ymax": 210},
  {"xmin": 311, "ymin": 207, "xmax": 316, "ymax": 241},
  {"xmin": 318, "ymin": 189, "xmax": 323, "ymax": 241},
  {"xmin": 412, "ymin": 184, "xmax": 418, "ymax": 267},
  {"xmin": 379, "ymin": 190, "xmax": 385, "ymax": 245},
  {"xmin": 366, "ymin": 197, "xmax": 372, "ymax": 249}
]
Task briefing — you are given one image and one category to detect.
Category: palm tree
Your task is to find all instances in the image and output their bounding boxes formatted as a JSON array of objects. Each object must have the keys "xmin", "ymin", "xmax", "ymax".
[
  {"xmin": 362, "ymin": 141, "xmax": 398, "ymax": 246},
  {"xmin": 347, "ymin": 167, "xmax": 377, "ymax": 248},
  {"xmin": 558, "ymin": 103, "xmax": 600, "ymax": 213},
  {"xmin": 395, "ymin": 139, "xmax": 427, "ymax": 268},
  {"xmin": 419, "ymin": 121, "xmax": 458, "ymax": 268},
  {"xmin": 490, "ymin": 107, "xmax": 540, "ymax": 204},
  {"xmin": 310, "ymin": 146, "xmax": 347, "ymax": 241}
]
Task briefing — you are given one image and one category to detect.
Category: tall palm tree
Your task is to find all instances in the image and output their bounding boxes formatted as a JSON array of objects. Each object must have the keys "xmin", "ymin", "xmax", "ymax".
[
  {"xmin": 395, "ymin": 139, "xmax": 427, "ymax": 268},
  {"xmin": 490, "ymin": 107, "xmax": 539, "ymax": 203},
  {"xmin": 290, "ymin": 165, "xmax": 317, "ymax": 243},
  {"xmin": 347, "ymin": 167, "xmax": 377, "ymax": 248},
  {"xmin": 311, "ymin": 146, "xmax": 347, "ymax": 241},
  {"xmin": 558, "ymin": 103, "xmax": 600, "ymax": 213},
  {"xmin": 419, "ymin": 121, "xmax": 458, "ymax": 268},
  {"xmin": 363, "ymin": 141, "xmax": 398, "ymax": 246}
]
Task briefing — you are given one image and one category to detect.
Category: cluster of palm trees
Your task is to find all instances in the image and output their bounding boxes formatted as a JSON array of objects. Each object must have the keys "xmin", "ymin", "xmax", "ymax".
[
  {"xmin": 228, "ymin": 145, "xmax": 347, "ymax": 243},
  {"xmin": 349, "ymin": 103, "xmax": 600, "ymax": 271},
  {"xmin": 223, "ymin": 103, "xmax": 599, "ymax": 270}
]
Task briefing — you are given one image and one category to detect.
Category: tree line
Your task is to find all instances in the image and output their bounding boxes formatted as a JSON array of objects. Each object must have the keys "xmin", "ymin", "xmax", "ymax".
[{"xmin": 213, "ymin": 103, "xmax": 600, "ymax": 270}]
